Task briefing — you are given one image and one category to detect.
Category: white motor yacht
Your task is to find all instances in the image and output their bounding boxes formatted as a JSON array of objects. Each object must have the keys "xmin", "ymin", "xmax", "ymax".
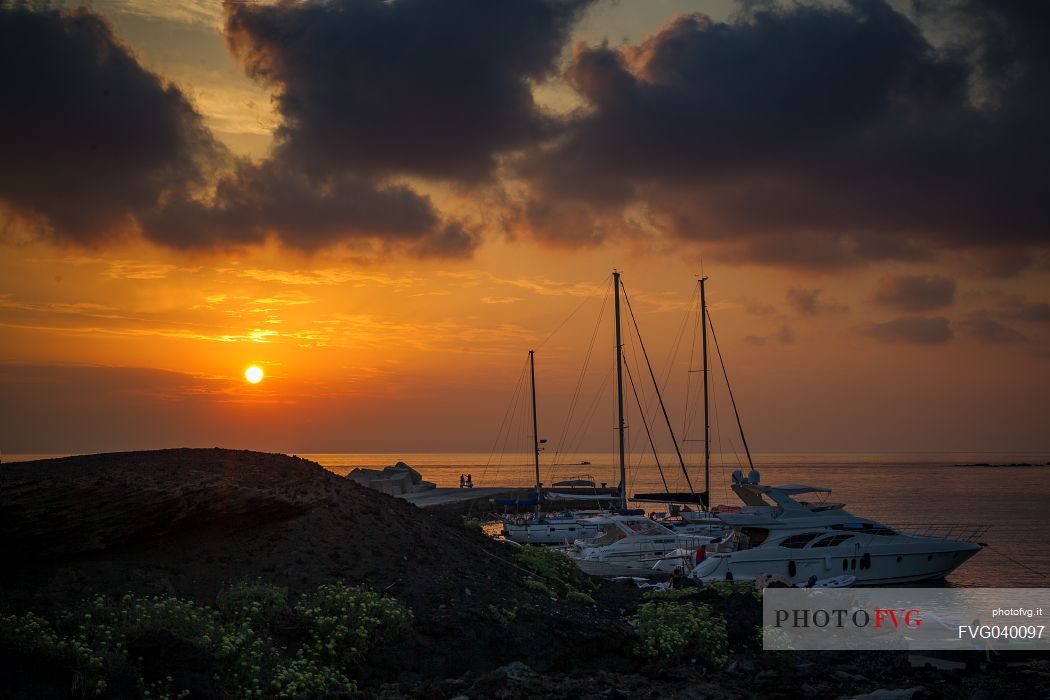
[
  {"xmin": 501, "ymin": 509, "xmax": 604, "ymax": 545},
  {"xmin": 689, "ymin": 478, "xmax": 987, "ymax": 586},
  {"xmin": 566, "ymin": 514, "xmax": 720, "ymax": 576}
]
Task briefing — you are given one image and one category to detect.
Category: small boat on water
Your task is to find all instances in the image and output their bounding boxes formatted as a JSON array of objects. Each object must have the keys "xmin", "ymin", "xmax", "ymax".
[{"xmin": 688, "ymin": 474, "xmax": 988, "ymax": 586}]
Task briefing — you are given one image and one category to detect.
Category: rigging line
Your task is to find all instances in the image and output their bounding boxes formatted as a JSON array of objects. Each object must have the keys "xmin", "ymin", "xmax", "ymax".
[
  {"xmin": 536, "ymin": 273, "xmax": 611, "ymax": 350},
  {"xmin": 623, "ymin": 356, "xmax": 670, "ymax": 493},
  {"xmin": 683, "ymin": 284, "xmax": 701, "ymax": 440},
  {"xmin": 619, "ymin": 281, "xmax": 694, "ymax": 495},
  {"xmin": 546, "ymin": 286, "xmax": 610, "ymax": 481},
  {"xmin": 707, "ymin": 314, "xmax": 755, "ymax": 471},
  {"xmin": 708, "ymin": 369, "xmax": 735, "ymax": 506},
  {"xmin": 480, "ymin": 356, "xmax": 530, "ymax": 480},
  {"xmin": 563, "ymin": 362, "xmax": 614, "ymax": 470},
  {"xmin": 656, "ymin": 285, "xmax": 694, "ymax": 397},
  {"xmin": 474, "ymin": 358, "xmax": 529, "ymax": 515}
]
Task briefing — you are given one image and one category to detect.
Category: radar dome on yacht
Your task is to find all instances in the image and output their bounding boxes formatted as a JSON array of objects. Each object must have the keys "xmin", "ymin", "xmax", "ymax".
[
  {"xmin": 747, "ymin": 468, "xmax": 761, "ymax": 484},
  {"xmin": 732, "ymin": 469, "xmax": 744, "ymax": 484}
]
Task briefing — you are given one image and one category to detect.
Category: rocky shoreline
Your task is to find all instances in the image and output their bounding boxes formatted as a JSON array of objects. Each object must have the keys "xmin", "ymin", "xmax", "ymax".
[{"xmin": 2, "ymin": 449, "xmax": 1046, "ymax": 698}]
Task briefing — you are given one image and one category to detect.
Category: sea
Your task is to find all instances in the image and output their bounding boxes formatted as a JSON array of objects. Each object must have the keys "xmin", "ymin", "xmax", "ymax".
[{"xmin": 6, "ymin": 450, "xmax": 1049, "ymax": 587}]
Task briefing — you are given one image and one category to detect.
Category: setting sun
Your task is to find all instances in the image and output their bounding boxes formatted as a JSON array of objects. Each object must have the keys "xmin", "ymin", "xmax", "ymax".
[{"xmin": 245, "ymin": 366, "xmax": 264, "ymax": 384}]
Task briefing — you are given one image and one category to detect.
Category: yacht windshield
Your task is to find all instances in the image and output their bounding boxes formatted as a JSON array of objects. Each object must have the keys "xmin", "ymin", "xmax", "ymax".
[{"xmin": 778, "ymin": 532, "xmax": 822, "ymax": 549}]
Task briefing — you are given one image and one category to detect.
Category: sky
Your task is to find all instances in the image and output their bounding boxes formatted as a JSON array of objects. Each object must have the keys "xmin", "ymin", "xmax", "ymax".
[{"xmin": 0, "ymin": 0, "xmax": 1048, "ymax": 456}]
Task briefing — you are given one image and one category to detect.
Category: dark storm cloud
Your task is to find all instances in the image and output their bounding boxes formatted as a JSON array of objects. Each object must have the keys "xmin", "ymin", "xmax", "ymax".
[
  {"xmin": 224, "ymin": 0, "xmax": 592, "ymax": 181},
  {"xmin": 871, "ymin": 274, "xmax": 956, "ymax": 312},
  {"xmin": 520, "ymin": 0, "xmax": 1050, "ymax": 269},
  {"xmin": 865, "ymin": 316, "xmax": 953, "ymax": 344},
  {"xmin": 785, "ymin": 288, "xmax": 848, "ymax": 316},
  {"xmin": 138, "ymin": 161, "xmax": 474, "ymax": 257},
  {"xmin": 0, "ymin": 4, "xmax": 476, "ymax": 257},
  {"xmin": 0, "ymin": 3, "xmax": 222, "ymax": 243}
]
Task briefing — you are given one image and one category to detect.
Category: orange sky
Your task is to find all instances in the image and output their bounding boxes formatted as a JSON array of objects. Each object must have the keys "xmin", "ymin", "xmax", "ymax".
[{"xmin": 0, "ymin": 1, "xmax": 1048, "ymax": 454}]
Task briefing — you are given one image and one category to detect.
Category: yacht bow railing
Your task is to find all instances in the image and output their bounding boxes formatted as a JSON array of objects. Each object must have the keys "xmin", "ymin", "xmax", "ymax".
[{"xmin": 890, "ymin": 523, "xmax": 990, "ymax": 543}]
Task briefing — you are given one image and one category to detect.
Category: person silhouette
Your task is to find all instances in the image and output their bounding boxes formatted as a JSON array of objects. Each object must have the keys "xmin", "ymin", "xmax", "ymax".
[
  {"xmin": 459, "ymin": 474, "xmax": 465, "ymax": 489},
  {"xmin": 466, "ymin": 473, "xmax": 473, "ymax": 488}
]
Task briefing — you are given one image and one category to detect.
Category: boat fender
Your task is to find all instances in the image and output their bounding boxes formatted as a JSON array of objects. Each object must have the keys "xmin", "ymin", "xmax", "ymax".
[
  {"xmin": 860, "ymin": 552, "xmax": 871, "ymax": 570},
  {"xmin": 788, "ymin": 560, "xmax": 797, "ymax": 578}
]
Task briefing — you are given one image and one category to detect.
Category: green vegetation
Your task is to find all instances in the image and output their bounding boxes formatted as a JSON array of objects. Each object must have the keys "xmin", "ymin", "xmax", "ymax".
[
  {"xmin": 632, "ymin": 601, "xmax": 729, "ymax": 669},
  {"xmin": 295, "ymin": 582, "xmax": 413, "ymax": 673},
  {"xmin": 515, "ymin": 545, "xmax": 594, "ymax": 594},
  {"xmin": 487, "ymin": 604, "xmax": 517, "ymax": 624},
  {"xmin": 565, "ymin": 590, "xmax": 597, "ymax": 606},
  {"xmin": 215, "ymin": 578, "xmax": 290, "ymax": 631},
  {"xmin": 461, "ymin": 515, "xmax": 484, "ymax": 535},
  {"xmin": 704, "ymin": 580, "xmax": 760, "ymax": 600},
  {"xmin": 0, "ymin": 581, "xmax": 412, "ymax": 698},
  {"xmin": 524, "ymin": 578, "xmax": 557, "ymax": 598},
  {"xmin": 642, "ymin": 586, "xmax": 703, "ymax": 603}
]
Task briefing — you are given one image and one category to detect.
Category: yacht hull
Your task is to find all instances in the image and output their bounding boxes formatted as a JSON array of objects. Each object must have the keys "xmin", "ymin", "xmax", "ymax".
[
  {"xmin": 502, "ymin": 519, "xmax": 601, "ymax": 545},
  {"xmin": 692, "ymin": 540, "xmax": 983, "ymax": 586}
]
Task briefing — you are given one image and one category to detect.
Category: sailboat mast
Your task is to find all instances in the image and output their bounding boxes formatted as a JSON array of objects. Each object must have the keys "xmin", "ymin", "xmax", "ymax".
[
  {"xmin": 613, "ymin": 271, "xmax": 627, "ymax": 510},
  {"xmin": 700, "ymin": 276, "xmax": 710, "ymax": 508},
  {"xmin": 529, "ymin": 350, "xmax": 541, "ymax": 513}
]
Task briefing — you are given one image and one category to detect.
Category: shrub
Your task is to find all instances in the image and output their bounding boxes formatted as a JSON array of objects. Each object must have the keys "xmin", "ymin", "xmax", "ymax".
[
  {"xmin": 270, "ymin": 656, "xmax": 351, "ymax": 696},
  {"xmin": 516, "ymin": 546, "xmax": 592, "ymax": 593},
  {"xmin": 633, "ymin": 601, "xmax": 728, "ymax": 668},
  {"xmin": 295, "ymin": 582, "xmax": 413, "ymax": 672},
  {"xmin": 216, "ymin": 579, "xmax": 289, "ymax": 631},
  {"xmin": 642, "ymin": 587, "xmax": 702, "ymax": 603},
  {"xmin": 0, "ymin": 582, "xmax": 414, "ymax": 698},
  {"xmin": 487, "ymin": 604, "xmax": 517, "ymax": 624},
  {"xmin": 461, "ymin": 515, "xmax": 484, "ymax": 535},
  {"xmin": 524, "ymin": 578, "xmax": 556, "ymax": 598},
  {"xmin": 566, "ymin": 590, "xmax": 596, "ymax": 606},
  {"xmin": 703, "ymin": 580, "xmax": 756, "ymax": 599}
]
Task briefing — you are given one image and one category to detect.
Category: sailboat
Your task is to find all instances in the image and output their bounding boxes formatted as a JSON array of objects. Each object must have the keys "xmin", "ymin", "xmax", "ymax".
[
  {"xmin": 502, "ymin": 272, "xmax": 722, "ymax": 548},
  {"xmin": 559, "ymin": 273, "xmax": 727, "ymax": 573},
  {"xmin": 499, "ymin": 351, "xmax": 607, "ymax": 544}
]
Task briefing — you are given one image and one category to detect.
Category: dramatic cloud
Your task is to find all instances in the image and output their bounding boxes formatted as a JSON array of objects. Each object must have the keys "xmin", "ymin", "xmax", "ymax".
[
  {"xmin": 0, "ymin": 4, "xmax": 476, "ymax": 257},
  {"xmin": 871, "ymin": 274, "xmax": 956, "ymax": 312},
  {"xmin": 865, "ymin": 316, "xmax": 953, "ymax": 345},
  {"xmin": 785, "ymin": 288, "xmax": 848, "ymax": 316},
  {"xmin": 519, "ymin": 0, "xmax": 1050, "ymax": 270},
  {"xmin": 140, "ymin": 161, "xmax": 476, "ymax": 256},
  {"xmin": 0, "ymin": 4, "xmax": 222, "ymax": 243},
  {"xmin": 224, "ymin": 0, "xmax": 592, "ymax": 181}
]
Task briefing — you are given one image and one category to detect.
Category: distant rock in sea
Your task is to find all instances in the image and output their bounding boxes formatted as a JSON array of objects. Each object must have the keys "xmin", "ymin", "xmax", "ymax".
[{"xmin": 954, "ymin": 462, "xmax": 1050, "ymax": 467}]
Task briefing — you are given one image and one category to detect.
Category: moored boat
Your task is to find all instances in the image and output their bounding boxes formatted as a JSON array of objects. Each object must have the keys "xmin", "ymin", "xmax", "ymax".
[{"xmin": 688, "ymin": 476, "xmax": 987, "ymax": 586}]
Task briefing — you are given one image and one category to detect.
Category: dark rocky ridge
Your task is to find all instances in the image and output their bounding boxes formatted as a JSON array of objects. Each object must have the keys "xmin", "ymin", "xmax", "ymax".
[{"xmin": 1, "ymin": 449, "xmax": 636, "ymax": 684}]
